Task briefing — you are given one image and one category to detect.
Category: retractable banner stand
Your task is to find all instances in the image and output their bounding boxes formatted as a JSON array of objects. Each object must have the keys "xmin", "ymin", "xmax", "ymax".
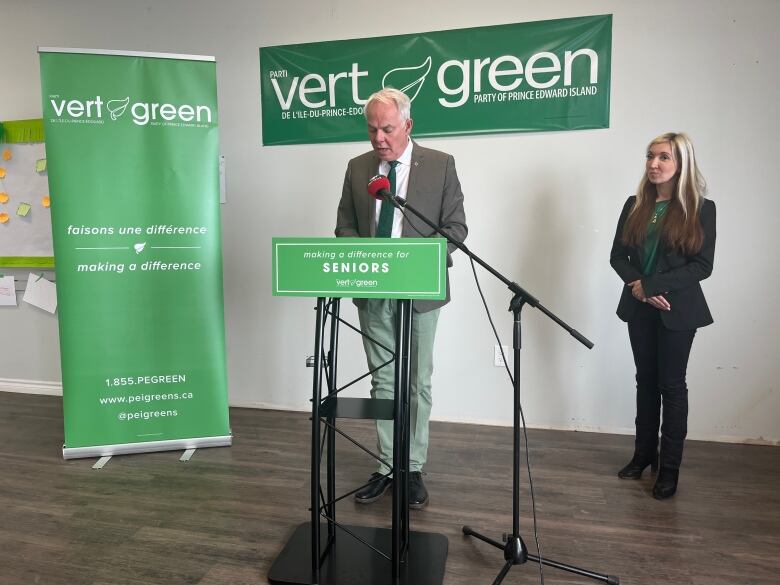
[{"xmin": 39, "ymin": 48, "xmax": 231, "ymax": 459}]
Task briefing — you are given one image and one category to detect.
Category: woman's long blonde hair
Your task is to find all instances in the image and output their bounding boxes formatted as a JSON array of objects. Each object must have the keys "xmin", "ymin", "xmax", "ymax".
[{"xmin": 622, "ymin": 132, "xmax": 707, "ymax": 255}]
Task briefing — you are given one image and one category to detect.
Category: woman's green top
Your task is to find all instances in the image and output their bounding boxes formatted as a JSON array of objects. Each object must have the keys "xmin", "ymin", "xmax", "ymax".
[{"xmin": 641, "ymin": 200, "xmax": 671, "ymax": 275}]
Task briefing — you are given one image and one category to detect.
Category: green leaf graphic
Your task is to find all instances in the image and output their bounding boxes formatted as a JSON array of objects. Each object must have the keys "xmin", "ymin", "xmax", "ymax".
[
  {"xmin": 107, "ymin": 97, "xmax": 130, "ymax": 121},
  {"xmin": 382, "ymin": 57, "xmax": 432, "ymax": 102}
]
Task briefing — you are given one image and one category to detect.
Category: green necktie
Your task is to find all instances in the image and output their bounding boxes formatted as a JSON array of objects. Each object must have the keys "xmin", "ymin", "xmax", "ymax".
[{"xmin": 376, "ymin": 160, "xmax": 399, "ymax": 238}]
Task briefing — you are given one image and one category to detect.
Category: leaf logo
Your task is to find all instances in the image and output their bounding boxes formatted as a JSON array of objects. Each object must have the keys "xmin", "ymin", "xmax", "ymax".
[
  {"xmin": 134, "ymin": 242, "xmax": 146, "ymax": 254},
  {"xmin": 382, "ymin": 56, "xmax": 432, "ymax": 102},
  {"xmin": 107, "ymin": 97, "xmax": 130, "ymax": 121}
]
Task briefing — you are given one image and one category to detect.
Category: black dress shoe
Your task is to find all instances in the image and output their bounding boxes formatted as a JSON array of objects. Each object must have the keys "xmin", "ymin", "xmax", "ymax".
[
  {"xmin": 617, "ymin": 453, "xmax": 659, "ymax": 479},
  {"xmin": 409, "ymin": 472, "xmax": 429, "ymax": 509},
  {"xmin": 355, "ymin": 472, "xmax": 392, "ymax": 504},
  {"xmin": 652, "ymin": 467, "xmax": 679, "ymax": 500}
]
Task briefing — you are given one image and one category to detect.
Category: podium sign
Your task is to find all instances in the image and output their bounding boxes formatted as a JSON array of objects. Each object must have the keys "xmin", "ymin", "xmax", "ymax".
[{"xmin": 272, "ymin": 237, "xmax": 446, "ymax": 299}]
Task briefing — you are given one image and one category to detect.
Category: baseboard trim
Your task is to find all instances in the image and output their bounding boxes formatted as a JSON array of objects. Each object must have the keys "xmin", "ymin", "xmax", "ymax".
[
  {"xmin": 428, "ymin": 415, "xmax": 778, "ymax": 446},
  {"xmin": 0, "ymin": 377, "xmax": 62, "ymax": 396},
  {"xmin": 2, "ymin": 381, "xmax": 776, "ymax": 446}
]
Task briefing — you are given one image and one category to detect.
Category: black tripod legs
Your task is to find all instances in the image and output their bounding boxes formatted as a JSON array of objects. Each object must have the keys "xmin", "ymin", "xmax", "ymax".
[
  {"xmin": 462, "ymin": 525, "xmax": 620, "ymax": 585},
  {"xmin": 462, "ymin": 526, "xmax": 527, "ymax": 585},
  {"xmin": 462, "ymin": 524, "xmax": 498, "ymax": 546},
  {"xmin": 492, "ymin": 561, "xmax": 512, "ymax": 585}
]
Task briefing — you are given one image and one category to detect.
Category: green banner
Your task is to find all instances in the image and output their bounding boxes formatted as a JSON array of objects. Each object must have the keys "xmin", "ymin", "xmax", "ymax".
[
  {"xmin": 39, "ymin": 49, "xmax": 230, "ymax": 458},
  {"xmin": 272, "ymin": 237, "xmax": 447, "ymax": 299},
  {"xmin": 260, "ymin": 14, "xmax": 611, "ymax": 145}
]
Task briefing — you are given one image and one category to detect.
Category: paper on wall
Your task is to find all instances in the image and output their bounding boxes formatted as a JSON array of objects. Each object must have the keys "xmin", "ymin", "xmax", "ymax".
[
  {"xmin": 23, "ymin": 272, "xmax": 57, "ymax": 313},
  {"xmin": 0, "ymin": 275, "xmax": 17, "ymax": 306}
]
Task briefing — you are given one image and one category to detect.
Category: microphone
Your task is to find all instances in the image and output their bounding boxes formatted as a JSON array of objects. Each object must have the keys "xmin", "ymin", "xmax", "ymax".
[{"xmin": 367, "ymin": 174, "xmax": 392, "ymax": 200}]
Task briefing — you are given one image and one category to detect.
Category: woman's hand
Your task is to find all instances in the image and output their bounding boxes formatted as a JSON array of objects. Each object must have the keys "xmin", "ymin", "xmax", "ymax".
[
  {"xmin": 646, "ymin": 295, "xmax": 671, "ymax": 311},
  {"xmin": 628, "ymin": 280, "xmax": 671, "ymax": 311},
  {"xmin": 628, "ymin": 280, "xmax": 645, "ymax": 300}
]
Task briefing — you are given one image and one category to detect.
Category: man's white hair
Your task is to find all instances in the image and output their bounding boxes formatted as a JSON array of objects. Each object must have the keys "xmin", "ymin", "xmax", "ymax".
[{"xmin": 364, "ymin": 88, "xmax": 411, "ymax": 121}]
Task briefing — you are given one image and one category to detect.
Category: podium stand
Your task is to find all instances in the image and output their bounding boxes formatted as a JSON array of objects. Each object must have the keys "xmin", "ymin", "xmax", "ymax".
[{"xmin": 268, "ymin": 238, "xmax": 449, "ymax": 585}]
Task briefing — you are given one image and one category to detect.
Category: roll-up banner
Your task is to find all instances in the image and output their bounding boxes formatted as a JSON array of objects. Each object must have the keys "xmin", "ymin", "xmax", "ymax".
[
  {"xmin": 39, "ymin": 48, "xmax": 231, "ymax": 459},
  {"xmin": 260, "ymin": 14, "xmax": 612, "ymax": 145}
]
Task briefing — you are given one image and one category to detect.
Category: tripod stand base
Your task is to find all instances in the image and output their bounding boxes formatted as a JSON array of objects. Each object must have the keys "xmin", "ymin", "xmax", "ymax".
[
  {"xmin": 462, "ymin": 525, "xmax": 619, "ymax": 585},
  {"xmin": 269, "ymin": 522, "xmax": 448, "ymax": 585}
]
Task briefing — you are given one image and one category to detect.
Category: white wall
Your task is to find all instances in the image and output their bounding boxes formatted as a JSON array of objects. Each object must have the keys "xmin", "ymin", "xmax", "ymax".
[{"xmin": 1, "ymin": 0, "xmax": 778, "ymax": 444}]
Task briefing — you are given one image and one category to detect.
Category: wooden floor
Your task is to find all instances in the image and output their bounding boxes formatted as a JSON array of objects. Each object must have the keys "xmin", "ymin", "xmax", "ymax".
[{"xmin": 0, "ymin": 391, "xmax": 778, "ymax": 585}]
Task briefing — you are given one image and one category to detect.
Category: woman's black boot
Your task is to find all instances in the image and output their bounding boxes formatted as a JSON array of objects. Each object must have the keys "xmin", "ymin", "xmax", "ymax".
[
  {"xmin": 617, "ymin": 453, "xmax": 659, "ymax": 479},
  {"xmin": 652, "ymin": 467, "xmax": 679, "ymax": 499}
]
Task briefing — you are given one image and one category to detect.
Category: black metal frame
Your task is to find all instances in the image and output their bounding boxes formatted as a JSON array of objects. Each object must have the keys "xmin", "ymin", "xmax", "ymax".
[
  {"xmin": 311, "ymin": 297, "xmax": 413, "ymax": 580},
  {"xmin": 269, "ymin": 297, "xmax": 448, "ymax": 585}
]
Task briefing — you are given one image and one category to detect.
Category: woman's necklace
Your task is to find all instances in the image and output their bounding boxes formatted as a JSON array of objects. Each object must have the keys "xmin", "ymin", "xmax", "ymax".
[{"xmin": 652, "ymin": 200, "xmax": 671, "ymax": 224}]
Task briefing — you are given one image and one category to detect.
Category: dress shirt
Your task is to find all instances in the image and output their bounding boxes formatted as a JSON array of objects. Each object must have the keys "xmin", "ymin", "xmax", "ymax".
[{"xmin": 374, "ymin": 138, "xmax": 413, "ymax": 238}]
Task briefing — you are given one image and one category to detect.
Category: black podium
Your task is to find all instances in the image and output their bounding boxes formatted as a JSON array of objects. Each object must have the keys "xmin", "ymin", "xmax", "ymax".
[{"xmin": 268, "ymin": 297, "xmax": 448, "ymax": 585}]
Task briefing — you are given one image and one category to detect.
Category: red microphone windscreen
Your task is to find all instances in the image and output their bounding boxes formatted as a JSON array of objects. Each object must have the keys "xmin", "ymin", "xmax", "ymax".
[{"xmin": 367, "ymin": 174, "xmax": 391, "ymax": 199}]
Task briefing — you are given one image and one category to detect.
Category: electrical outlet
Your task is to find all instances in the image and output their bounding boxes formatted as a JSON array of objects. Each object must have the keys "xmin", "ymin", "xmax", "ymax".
[{"xmin": 494, "ymin": 345, "xmax": 509, "ymax": 367}]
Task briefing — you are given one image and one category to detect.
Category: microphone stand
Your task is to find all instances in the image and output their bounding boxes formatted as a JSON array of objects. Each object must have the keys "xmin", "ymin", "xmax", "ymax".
[{"xmin": 382, "ymin": 191, "xmax": 619, "ymax": 585}]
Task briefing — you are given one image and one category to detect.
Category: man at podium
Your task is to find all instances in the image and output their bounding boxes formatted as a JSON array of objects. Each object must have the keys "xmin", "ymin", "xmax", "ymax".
[{"xmin": 335, "ymin": 88, "xmax": 468, "ymax": 509}]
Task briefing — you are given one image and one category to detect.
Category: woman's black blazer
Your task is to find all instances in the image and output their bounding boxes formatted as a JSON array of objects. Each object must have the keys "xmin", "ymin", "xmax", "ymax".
[{"xmin": 610, "ymin": 196, "xmax": 716, "ymax": 331}]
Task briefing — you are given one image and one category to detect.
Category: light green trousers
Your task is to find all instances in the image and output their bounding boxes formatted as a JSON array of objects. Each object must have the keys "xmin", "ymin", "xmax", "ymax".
[{"xmin": 358, "ymin": 299, "xmax": 440, "ymax": 473}]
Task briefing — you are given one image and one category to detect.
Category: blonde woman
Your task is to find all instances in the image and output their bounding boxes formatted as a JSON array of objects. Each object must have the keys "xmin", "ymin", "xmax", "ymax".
[{"xmin": 610, "ymin": 132, "xmax": 716, "ymax": 499}]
